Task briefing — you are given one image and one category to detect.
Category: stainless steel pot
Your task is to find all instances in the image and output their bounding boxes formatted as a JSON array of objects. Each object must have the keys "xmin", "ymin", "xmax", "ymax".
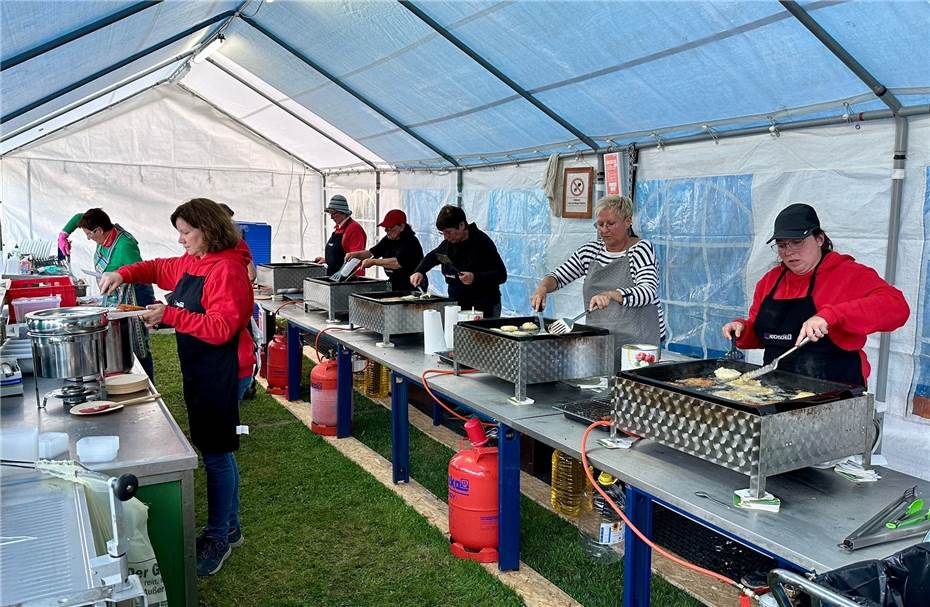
[
  {"xmin": 26, "ymin": 307, "xmax": 108, "ymax": 378},
  {"xmin": 104, "ymin": 316, "xmax": 133, "ymax": 374}
]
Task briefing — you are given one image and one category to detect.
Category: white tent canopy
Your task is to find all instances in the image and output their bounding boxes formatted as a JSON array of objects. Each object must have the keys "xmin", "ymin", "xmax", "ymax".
[{"xmin": 1, "ymin": 0, "xmax": 928, "ymax": 479}]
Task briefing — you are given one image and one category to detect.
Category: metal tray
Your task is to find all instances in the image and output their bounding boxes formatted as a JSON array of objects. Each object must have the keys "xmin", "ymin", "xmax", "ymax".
[
  {"xmin": 552, "ymin": 398, "xmax": 614, "ymax": 425},
  {"xmin": 621, "ymin": 359, "xmax": 863, "ymax": 415},
  {"xmin": 257, "ymin": 262, "xmax": 326, "ymax": 293},
  {"xmin": 457, "ymin": 316, "xmax": 609, "ymax": 341}
]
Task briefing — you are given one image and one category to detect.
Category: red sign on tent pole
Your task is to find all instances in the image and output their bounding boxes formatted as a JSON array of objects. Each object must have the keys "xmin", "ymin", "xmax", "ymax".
[{"xmin": 604, "ymin": 152, "xmax": 621, "ymax": 197}]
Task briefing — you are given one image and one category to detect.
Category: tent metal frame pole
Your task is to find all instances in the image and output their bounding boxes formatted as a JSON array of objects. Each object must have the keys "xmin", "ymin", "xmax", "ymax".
[
  {"xmin": 177, "ymin": 83, "xmax": 322, "ymax": 175},
  {"xmin": 375, "ymin": 169, "xmax": 381, "ymax": 247},
  {"xmin": 874, "ymin": 116, "xmax": 908, "ymax": 401},
  {"xmin": 457, "ymin": 169, "xmax": 464, "ymax": 207},
  {"xmin": 241, "ymin": 16, "xmax": 460, "ymax": 168},
  {"xmin": 1, "ymin": 1, "xmax": 163, "ymax": 71},
  {"xmin": 1, "ymin": 11, "xmax": 235, "ymax": 125},
  {"xmin": 2, "ymin": 79, "xmax": 168, "ymax": 157},
  {"xmin": 1, "ymin": 50, "xmax": 194, "ymax": 148},
  {"xmin": 399, "ymin": 0, "xmax": 599, "ymax": 152},
  {"xmin": 205, "ymin": 58, "xmax": 379, "ymax": 171},
  {"xmin": 780, "ymin": 1, "xmax": 902, "ymax": 113}
]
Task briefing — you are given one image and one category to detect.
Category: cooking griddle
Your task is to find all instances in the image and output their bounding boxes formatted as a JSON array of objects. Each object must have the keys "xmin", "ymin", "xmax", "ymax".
[
  {"xmin": 457, "ymin": 316, "xmax": 609, "ymax": 342},
  {"xmin": 621, "ymin": 359, "xmax": 863, "ymax": 415},
  {"xmin": 351, "ymin": 291, "xmax": 454, "ymax": 305}
]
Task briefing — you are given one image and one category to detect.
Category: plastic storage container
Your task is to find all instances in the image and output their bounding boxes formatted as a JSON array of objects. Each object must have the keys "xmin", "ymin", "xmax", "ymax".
[
  {"xmin": 11, "ymin": 295, "xmax": 61, "ymax": 322},
  {"xmin": 236, "ymin": 221, "xmax": 271, "ymax": 265},
  {"xmin": 7, "ymin": 276, "xmax": 76, "ymax": 322},
  {"xmin": 76, "ymin": 435, "xmax": 120, "ymax": 463},
  {"xmin": 38, "ymin": 432, "xmax": 69, "ymax": 459}
]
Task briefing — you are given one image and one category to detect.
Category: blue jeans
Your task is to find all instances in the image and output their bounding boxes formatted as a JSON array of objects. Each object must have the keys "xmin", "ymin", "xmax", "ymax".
[{"xmin": 202, "ymin": 376, "xmax": 251, "ymax": 540}]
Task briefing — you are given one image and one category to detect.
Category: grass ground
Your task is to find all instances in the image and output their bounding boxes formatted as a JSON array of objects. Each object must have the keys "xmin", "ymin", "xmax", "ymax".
[{"xmin": 150, "ymin": 334, "xmax": 700, "ymax": 606}]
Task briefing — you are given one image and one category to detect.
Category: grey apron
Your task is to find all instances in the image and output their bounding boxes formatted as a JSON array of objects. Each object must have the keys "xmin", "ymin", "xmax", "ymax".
[{"xmin": 582, "ymin": 253, "xmax": 660, "ymax": 373}]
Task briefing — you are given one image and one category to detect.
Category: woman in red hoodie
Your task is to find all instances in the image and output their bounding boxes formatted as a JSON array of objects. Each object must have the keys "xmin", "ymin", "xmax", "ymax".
[
  {"xmin": 723, "ymin": 203, "xmax": 909, "ymax": 386},
  {"xmin": 100, "ymin": 198, "xmax": 255, "ymax": 577}
]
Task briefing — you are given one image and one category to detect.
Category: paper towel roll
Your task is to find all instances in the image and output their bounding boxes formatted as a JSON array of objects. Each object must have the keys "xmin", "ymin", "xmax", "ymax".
[
  {"xmin": 444, "ymin": 305, "xmax": 461, "ymax": 349},
  {"xmin": 423, "ymin": 309, "xmax": 446, "ymax": 354}
]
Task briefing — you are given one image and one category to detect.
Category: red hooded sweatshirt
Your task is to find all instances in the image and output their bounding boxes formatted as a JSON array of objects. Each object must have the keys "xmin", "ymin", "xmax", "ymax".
[
  {"xmin": 735, "ymin": 251, "xmax": 909, "ymax": 381},
  {"xmin": 118, "ymin": 246, "xmax": 256, "ymax": 379}
]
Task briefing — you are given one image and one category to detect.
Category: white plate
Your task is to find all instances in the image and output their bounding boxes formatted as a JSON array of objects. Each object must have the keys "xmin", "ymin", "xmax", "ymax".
[
  {"xmin": 69, "ymin": 401, "xmax": 124, "ymax": 416},
  {"xmin": 104, "ymin": 373, "xmax": 149, "ymax": 394}
]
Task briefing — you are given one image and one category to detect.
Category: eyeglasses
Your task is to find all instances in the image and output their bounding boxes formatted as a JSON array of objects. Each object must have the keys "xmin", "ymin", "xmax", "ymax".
[{"xmin": 771, "ymin": 238, "xmax": 809, "ymax": 253}]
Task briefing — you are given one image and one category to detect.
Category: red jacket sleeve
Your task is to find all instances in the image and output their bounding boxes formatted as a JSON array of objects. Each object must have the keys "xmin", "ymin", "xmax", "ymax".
[
  {"xmin": 161, "ymin": 260, "xmax": 254, "ymax": 346},
  {"xmin": 816, "ymin": 263, "xmax": 909, "ymax": 337}
]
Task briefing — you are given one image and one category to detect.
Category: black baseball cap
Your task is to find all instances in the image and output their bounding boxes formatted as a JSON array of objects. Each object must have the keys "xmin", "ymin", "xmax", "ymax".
[{"xmin": 766, "ymin": 203, "xmax": 821, "ymax": 243}]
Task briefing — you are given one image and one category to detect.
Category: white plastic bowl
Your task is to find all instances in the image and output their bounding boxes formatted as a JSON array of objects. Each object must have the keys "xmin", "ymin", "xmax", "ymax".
[{"xmin": 76, "ymin": 435, "xmax": 119, "ymax": 463}]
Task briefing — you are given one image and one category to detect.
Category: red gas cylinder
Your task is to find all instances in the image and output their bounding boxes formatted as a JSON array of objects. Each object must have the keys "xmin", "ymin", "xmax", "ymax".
[
  {"xmin": 448, "ymin": 418, "xmax": 499, "ymax": 563},
  {"xmin": 310, "ymin": 358, "xmax": 346, "ymax": 436},
  {"xmin": 266, "ymin": 335, "xmax": 288, "ymax": 395}
]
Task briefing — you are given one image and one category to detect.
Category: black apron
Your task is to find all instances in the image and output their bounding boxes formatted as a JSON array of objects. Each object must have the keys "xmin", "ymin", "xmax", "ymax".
[
  {"xmin": 167, "ymin": 273, "xmax": 241, "ymax": 453},
  {"xmin": 753, "ymin": 256, "xmax": 864, "ymax": 386},
  {"xmin": 325, "ymin": 229, "xmax": 345, "ymax": 276}
]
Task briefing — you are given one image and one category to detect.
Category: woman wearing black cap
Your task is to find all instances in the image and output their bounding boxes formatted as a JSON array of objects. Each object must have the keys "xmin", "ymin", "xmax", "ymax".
[{"xmin": 722, "ymin": 203, "xmax": 909, "ymax": 386}]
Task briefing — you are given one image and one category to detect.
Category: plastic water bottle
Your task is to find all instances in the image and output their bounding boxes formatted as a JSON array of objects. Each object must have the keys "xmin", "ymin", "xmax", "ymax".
[
  {"xmin": 578, "ymin": 471, "xmax": 626, "ymax": 562},
  {"xmin": 550, "ymin": 450, "xmax": 593, "ymax": 517}
]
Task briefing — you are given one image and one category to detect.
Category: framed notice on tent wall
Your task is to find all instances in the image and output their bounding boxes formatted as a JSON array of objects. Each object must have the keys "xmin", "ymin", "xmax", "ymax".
[{"xmin": 562, "ymin": 167, "xmax": 594, "ymax": 219}]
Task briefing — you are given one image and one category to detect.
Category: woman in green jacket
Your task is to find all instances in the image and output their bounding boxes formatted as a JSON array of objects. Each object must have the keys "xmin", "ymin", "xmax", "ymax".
[{"xmin": 60, "ymin": 208, "xmax": 156, "ymax": 379}]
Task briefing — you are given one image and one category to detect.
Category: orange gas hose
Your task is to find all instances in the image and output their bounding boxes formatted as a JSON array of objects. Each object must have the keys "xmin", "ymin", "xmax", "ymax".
[
  {"xmin": 580, "ymin": 421, "xmax": 754, "ymax": 598},
  {"xmin": 421, "ymin": 369, "xmax": 494, "ymax": 427}
]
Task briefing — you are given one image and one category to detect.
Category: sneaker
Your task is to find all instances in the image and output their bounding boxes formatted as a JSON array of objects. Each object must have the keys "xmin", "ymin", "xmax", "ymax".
[
  {"xmin": 227, "ymin": 526, "xmax": 244, "ymax": 548},
  {"xmin": 197, "ymin": 528, "xmax": 243, "ymax": 551},
  {"xmin": 196, "ymin": 536, "xmax": 231, "ymax": 577}
]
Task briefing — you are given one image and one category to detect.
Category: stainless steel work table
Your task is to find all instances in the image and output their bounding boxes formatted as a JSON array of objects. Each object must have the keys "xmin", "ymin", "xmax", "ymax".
[
  {"xmin": 261, "ymin": 300, "xmax": 929, "ymax": 605},
  {"xmin": 1, "ymin": 371, "xmax": 198, "ymax": 607}
]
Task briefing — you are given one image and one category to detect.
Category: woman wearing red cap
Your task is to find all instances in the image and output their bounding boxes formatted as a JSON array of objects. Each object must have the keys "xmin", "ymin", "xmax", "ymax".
[
  {"xmin": 723, "ymin": 203, "xmax": 909, "ymax": 386},
  {"xmin": 344, "ymin": 209, "xmax": 425, "ymax": 291}
]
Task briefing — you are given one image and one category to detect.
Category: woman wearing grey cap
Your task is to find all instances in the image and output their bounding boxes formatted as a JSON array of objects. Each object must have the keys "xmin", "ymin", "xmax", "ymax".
[
  {"xmin": 723, "ymin": 203, "xmax": 909, "ymax": 386},
  {"xmin": 314, "ymin": 194, "xmax": 367, "ymax": 276}
]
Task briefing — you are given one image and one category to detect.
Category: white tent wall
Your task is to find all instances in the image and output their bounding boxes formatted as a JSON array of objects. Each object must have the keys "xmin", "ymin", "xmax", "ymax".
[
  {"xmin": 1, "ymin": 86, "xmax": 319, "ymax": 292},
  {"xmin": 635, "ymin": 116, "xmax": 930, "ymax": 480}
]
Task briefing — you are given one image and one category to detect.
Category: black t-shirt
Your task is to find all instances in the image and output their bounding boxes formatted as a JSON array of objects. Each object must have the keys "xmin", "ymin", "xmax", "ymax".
[{"xmin": 369, "ymin": 226, "xmax": 425, "ymax": 291}]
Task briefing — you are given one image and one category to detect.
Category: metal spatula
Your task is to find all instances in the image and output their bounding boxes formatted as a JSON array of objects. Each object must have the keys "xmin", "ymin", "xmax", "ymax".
[
  {"xmin": 722, "ymin": 336, "xmax": 745, "ymax": 361},
  {"xmin": 549, "ymin": 310, "xmax": 586, "ymax": 335},
  {"xmin": 736, "ymin": 337, "xmax": 810, "ymax": 381},
  {"xmin": 536, "ymin": 307, "xmax": 548, "ymax": 335}
]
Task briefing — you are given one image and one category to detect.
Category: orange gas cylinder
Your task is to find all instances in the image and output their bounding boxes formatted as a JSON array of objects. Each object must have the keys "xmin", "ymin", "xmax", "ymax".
[
  {"xmin": 448, "ymin": 418, "xmax": 499, "ymax": 563},
  {"xmin": 310, "ymin": 358, "xmax": 346, "ymax": 436},
  {"xmin": 266, "ymin": 335, "xmax": 288, "ymax": 395}
]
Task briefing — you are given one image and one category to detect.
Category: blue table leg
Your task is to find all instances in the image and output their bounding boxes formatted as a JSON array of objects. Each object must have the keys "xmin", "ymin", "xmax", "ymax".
[
  {"xmin": 432, "ymin": 402, "xmax": 443, "ymax": 426},
  {"xmin": 497, "ymin": 423, "xmax": 520, "ymax": 571},
  {"xmin": 623, "ymin": 485, "xmax": 654, "ymax": 607},
  {"xmin": 286, "ymin": 321, "xmax": 302, "ymax": 402},
  {"xmin": 336, "ymin": 344, "xmax": 353, "ymax": 438},
  {"xmin": 390, "ymin": 372, "xmax": 410, "ymax": 483}
]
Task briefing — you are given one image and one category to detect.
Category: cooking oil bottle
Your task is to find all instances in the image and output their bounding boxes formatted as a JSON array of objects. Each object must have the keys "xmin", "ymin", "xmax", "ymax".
[
  {"xmin": 550, "ymin": 450, "xmax": 593, "ymax": 517},
  {"xmin": 364, "ymin": 361, "xmax": 391, "ymax": 398}
]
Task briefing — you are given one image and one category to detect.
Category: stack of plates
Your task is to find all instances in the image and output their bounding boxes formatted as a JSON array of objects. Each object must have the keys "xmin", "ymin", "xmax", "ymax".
[{"xmin": 104, "ymin": 373, "xmax": 149, "ymax": 395}]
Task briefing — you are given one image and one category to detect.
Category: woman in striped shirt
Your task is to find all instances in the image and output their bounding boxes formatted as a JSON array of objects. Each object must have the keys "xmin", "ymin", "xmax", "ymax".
[{"xmin": 531, "ymin": 196, "xmax": 665, "ymax": 371}]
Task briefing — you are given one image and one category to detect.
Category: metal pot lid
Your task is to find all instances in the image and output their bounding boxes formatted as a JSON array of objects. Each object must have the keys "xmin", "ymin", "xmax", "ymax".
[{"xmin": 25, "ymin": 306, "xmax": 109, "ymax": 335}]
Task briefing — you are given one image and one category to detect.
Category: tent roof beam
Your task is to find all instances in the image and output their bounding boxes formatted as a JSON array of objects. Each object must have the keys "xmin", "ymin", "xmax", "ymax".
[
  {"xmin": 1, "ymin": 50, "xmax": 192, "ymax": 148},
  {"xmin": 241, "ymin": 15, "xmax": 460, "ymax": 168},
  {"xmin": 1, "ymin": 1, "xmax": 163, "ymax": 72},
  {"xmin": 399, "ymin": 0, "xmax": 599, "ymax": 152},
  {"xmin": 178, "ymin": 82, "xmax": 322, "ymax": 175},
  {"xmin": 1, "ymin": 11, "xmax": 234, "ymax": 126},
  {"xmin": 780, "ymin": 0, "xmax": 903, "ymax": 113},
  {"xmin": 206, "ymin": 58, "xmax": 380, "ymax": 171}
]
